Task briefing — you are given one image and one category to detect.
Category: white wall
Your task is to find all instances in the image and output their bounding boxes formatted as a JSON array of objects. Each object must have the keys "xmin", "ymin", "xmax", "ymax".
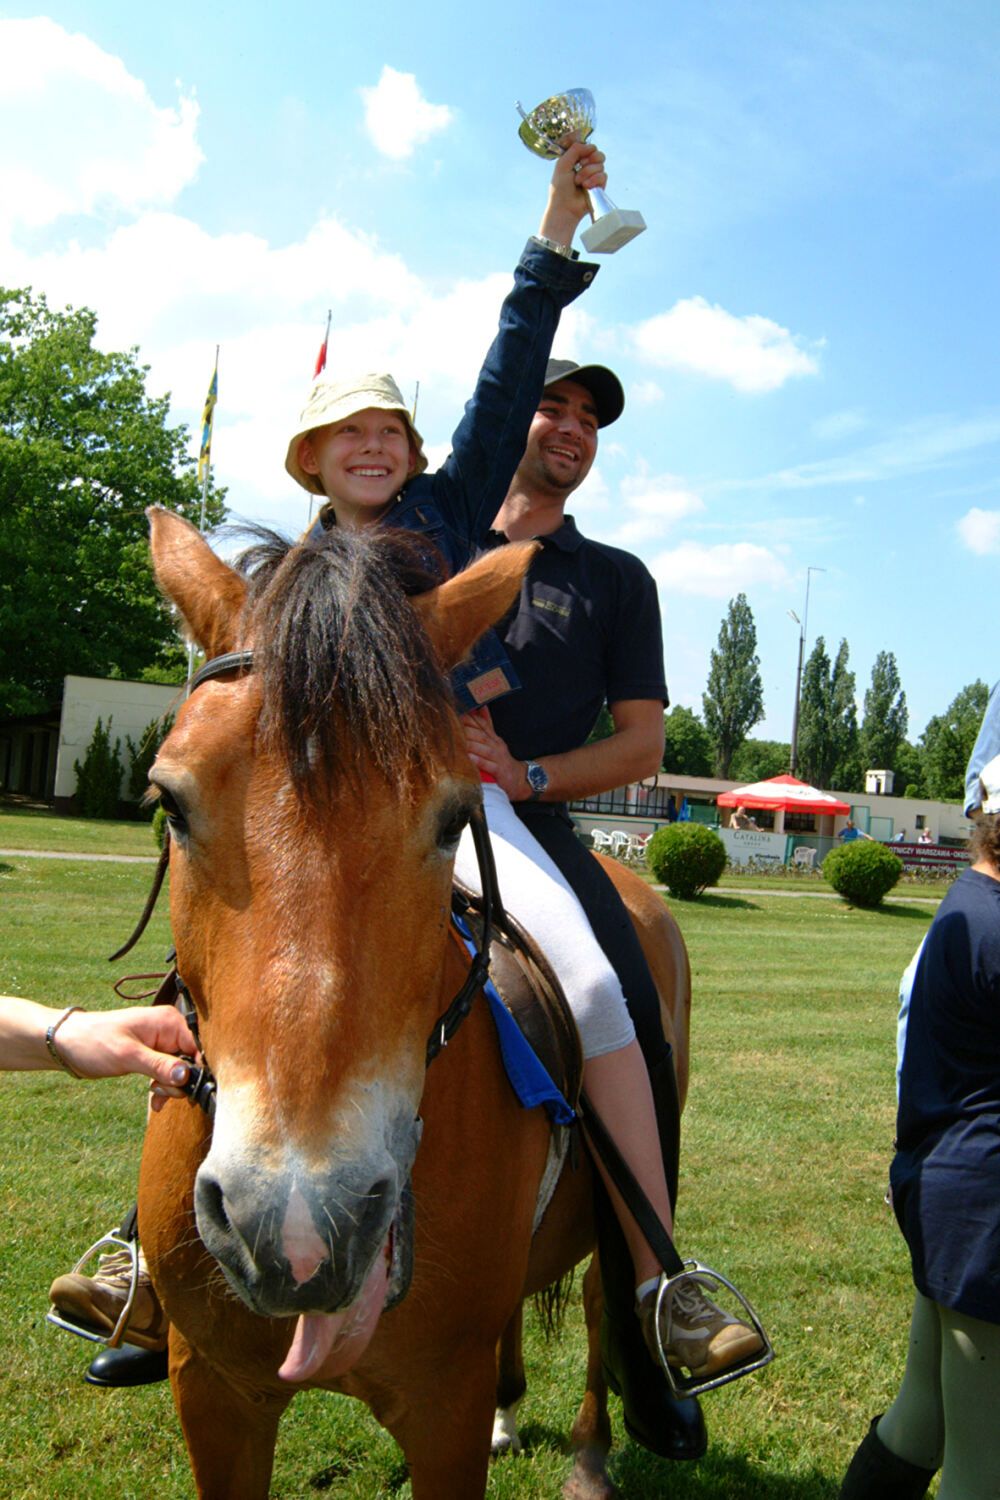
[{"xmin": 55, "ymin": 676, "xmax": 183, "ymax": 800}]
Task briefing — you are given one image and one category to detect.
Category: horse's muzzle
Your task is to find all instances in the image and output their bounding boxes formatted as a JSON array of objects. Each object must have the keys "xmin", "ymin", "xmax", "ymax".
[{"xmin": 194, "ymin": 1129, "xmax": 419, "ymax": 1319}]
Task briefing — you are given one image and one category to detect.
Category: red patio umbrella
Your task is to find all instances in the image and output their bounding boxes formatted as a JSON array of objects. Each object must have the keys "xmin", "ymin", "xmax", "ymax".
[{"xmin": 716, "ymin": 774, "xmax": 851, "ymax": 816}]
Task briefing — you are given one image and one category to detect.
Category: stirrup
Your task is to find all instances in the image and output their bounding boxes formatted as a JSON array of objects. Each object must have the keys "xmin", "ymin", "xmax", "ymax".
[
  {"xmin": 651, "ymin": 1260, "xmax": 774, "ymax": 1399},
  {"xmin": 46, "ymin": 1231, "xmax": 139, "ymax": 1349}
]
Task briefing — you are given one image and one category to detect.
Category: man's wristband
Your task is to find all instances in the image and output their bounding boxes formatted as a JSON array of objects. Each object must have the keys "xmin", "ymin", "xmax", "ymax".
[
  {"xmin": 45, "ymin": 1005, "xmax": 85, "ymax": 1078},
  {"xmin": 530, "ymin": 234, "xmax": 578, "ymax": 261}
]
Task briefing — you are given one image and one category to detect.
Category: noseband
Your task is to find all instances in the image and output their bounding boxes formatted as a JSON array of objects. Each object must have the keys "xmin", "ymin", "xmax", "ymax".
[{"xmin": 112, "ymin": 649, "xmax": 502, "ymax": 1114}]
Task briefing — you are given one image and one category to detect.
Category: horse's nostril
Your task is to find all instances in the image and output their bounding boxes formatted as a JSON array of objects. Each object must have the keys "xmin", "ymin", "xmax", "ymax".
[{"xmin": 198, "ymin": 1174, "xmax": 231, "ymax": 1235}]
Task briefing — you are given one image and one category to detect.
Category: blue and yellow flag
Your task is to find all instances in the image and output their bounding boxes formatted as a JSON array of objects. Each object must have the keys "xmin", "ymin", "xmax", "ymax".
[{"xmin": 197, "ymin": 355, "xmax": 219, "ymax": 484}]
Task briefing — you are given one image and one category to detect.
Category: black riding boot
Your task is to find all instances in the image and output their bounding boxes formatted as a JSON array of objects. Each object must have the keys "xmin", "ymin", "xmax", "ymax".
[
  {"xmin": 597, "ymin": 1048, "xmax": 707, "ymax": 1460},
  {"xmin": 838, "ymin": 1417, "xmax": 937, "ymax": 1499}
]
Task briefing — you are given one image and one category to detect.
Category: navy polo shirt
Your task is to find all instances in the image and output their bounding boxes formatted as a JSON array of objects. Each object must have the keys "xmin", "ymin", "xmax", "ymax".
[{"xmin": 486, "ymin": 517, "xmax": 668, "ymax": 762}]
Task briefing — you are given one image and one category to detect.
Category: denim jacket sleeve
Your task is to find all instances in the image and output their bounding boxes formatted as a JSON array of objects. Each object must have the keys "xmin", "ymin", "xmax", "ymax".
[
  {"xmin": 427, "ymin": 239, "xmax": 598, "ymax": 566},
  {"xmin": 965, "ymin": 678, "xmax": 1000, "ymax": 815}
]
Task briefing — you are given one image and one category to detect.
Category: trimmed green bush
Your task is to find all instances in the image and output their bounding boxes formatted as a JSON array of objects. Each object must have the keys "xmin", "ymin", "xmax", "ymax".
[
  {"xmin": 646, "ymin": 823, "xmax": 727, "ymax": 899},
  {"xmin": 822, "ymin": 839, "xmax": 903, "ymax": 908},
  {"xmin": 73, "ymin": 717, "xmax": 125, "ymax": 819}
]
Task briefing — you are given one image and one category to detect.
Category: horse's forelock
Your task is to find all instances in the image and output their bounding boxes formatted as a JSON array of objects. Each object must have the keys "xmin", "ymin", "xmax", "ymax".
[{"xmin": 237, "ymin": 526, "xmax": 455, "ymax": 796}]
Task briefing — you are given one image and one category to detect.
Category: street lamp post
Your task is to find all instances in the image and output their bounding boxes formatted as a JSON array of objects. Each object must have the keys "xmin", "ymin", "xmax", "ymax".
[{"xmin": 788, "ymin": 566, "xmax": 825, "ymax": 775}]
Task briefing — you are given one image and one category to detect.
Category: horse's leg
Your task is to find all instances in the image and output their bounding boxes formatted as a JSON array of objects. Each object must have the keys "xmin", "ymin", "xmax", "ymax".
[
  {"xmin": 564, "ymin": 1254, "xmax": 619, "ymax": 1500},
  {"xmin": 168, "ymin": 1330, "xmax": 292, "ymax": 1500},
  {"xmin": 384, "ymin": 1347, "xmax": 498, "ymax": 1500},
  {"xmin": 492, "ymin": 1301, "xmax": 527, "ymax": 1456}
]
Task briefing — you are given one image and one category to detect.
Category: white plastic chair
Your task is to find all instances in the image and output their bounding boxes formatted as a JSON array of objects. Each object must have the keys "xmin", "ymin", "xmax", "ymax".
[
  {"xmin": 792, "ymin": 845, "xmax": 817, "ymax": 870},
  {"xmin": 608, "ymin": 830, "xmax": 631, "ymax": 858},
  {"xmin": 590, "ymin": 829, "xmax": 615, "ymax": 853},
  {"xmin": 624, "ymin": 834, "xmax": 650, "ymax": 864}
]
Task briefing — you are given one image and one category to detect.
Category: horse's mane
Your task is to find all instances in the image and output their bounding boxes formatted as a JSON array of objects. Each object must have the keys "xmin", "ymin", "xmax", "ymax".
[{"xmin": 230, "ymin": 524, "xmax": 456, "ymax": 797}]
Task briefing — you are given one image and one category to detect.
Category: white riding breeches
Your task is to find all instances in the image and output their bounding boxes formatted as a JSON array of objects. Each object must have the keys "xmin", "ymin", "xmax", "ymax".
[{"xmin": 454, "ymin": 782, "xmax": 635, "ymax": 1060}]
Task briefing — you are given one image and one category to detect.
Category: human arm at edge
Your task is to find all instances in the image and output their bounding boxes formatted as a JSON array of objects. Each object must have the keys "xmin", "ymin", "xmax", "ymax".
[
  {"xmin": 0, "ymin": 997, "xmax": 196, "ymax": 1092},
  {"xmin": 464, "ymin": 698, "xmax": 664, "ymax": 804}
]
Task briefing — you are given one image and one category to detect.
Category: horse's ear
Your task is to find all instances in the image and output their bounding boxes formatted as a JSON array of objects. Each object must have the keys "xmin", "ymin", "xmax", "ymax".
[
  {"xmin": 413, "ymin": 541, "xmax": 539, "ymax": 670},
  {"xmin": 147, "ymin": 506, "xmax": 247, "ymax": 658}
]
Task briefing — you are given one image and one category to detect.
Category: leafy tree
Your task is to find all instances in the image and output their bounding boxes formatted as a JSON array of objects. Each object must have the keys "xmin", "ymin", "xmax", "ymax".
[
  {"xmin": 730, "ymin": 738, "xmax": 791, "ymax": 784},
  {"xmin": 859, "ymin": 651, "xmax": 908, "ymax": 782},
  {"xmin": 920, "ymin": 681, "xmax": 989, "ymax": 802},
  {"xmin": 661, "ymin": 706, "xmax": 713, "ymax": 776},
  {"xmin": 702, "ymin": 594, "xmax": 764, "ymax": 777},
  {"xmin": 797, "ymin": 637, "xmax": 859, "ymax": 789},
  {"xmin": 894, "ymin": 740, "xmax": 926, "ymax": 800},
  {"xmin": 0, "ymin": 287, "xmax": 226, "ymax": 716}
]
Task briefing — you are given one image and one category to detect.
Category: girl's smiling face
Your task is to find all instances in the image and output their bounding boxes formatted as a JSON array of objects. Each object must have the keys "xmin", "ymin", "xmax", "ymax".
[{"xmin": 298, "ymin": 408, "xmax": 418, "ymax": 527}]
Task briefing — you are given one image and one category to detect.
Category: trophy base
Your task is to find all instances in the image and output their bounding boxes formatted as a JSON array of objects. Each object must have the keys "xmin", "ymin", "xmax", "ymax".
[{"xmin": 581, "ymin": 208, "xmax": 646, "ymax": 255}]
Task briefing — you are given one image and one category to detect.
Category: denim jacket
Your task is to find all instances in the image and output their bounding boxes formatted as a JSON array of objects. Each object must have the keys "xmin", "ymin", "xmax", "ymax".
[{"xmin": 310, "ymin": 238, "xmax": 598, "ymax": 711}]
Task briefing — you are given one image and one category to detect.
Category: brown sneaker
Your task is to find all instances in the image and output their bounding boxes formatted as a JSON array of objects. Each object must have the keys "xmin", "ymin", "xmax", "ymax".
[
  {"xmin": 49, "ymin": 1249, "xmax": 168, "ymax": 1352},
  {"xmin": 638, "ymin": 1274, "xmax": 764, "ymax": 1379}
]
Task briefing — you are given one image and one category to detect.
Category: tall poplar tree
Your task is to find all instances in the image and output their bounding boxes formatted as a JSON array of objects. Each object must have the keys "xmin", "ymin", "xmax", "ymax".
[
  {"xmin": 859, "ymin": 651, "xmax": 908, "ymax": 781},
  {"xmin": 797, "ymin": 636, "xmax": 859, "ymax": 789},
  {"xmin": 702, "ymin": 594, "xmax": 764, "ymax": 777}
]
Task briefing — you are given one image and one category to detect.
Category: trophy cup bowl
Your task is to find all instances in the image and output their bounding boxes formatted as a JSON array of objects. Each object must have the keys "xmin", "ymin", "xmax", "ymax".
[{"xmin": 516, "ymin": 89, "xmax": 646, "ymax": 254}]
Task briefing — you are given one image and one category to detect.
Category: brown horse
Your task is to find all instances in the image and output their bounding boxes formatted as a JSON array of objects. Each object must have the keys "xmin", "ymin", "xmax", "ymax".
[{"xmin": 138, "ymin": 507, "xmax": 690, "ymax": 1500}]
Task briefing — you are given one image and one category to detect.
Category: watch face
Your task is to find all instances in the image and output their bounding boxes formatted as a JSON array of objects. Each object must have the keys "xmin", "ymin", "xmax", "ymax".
[{"xmin": 527, "ymin": 761, "xmax": 548, "ymax": 795}]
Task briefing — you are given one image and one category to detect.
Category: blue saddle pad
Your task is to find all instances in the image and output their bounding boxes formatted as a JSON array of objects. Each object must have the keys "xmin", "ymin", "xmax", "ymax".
[{"xmin": 452, "ymin": 913, "xmax": 575, "ymax": 1126}]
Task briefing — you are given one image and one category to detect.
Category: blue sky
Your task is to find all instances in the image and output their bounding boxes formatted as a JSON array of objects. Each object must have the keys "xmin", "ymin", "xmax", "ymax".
[{"xmin": 2, "ymin": 2, "xmax": 998, "ymax": 743}]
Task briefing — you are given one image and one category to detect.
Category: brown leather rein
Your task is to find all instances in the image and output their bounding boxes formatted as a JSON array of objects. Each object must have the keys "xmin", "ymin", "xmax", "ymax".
[{"xmin": 110, "ymin": 649, "xmax": 502, "ymax": 1116}]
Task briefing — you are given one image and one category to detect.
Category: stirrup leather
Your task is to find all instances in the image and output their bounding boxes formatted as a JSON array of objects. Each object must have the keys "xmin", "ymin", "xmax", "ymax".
[
  {"xmin": 45, "ymin": 1232, "xmax": 140, "ymax": 1349},
  {"xmin": 651, "ymin": 1262, "xmax": 774, "ymax": 1399}
]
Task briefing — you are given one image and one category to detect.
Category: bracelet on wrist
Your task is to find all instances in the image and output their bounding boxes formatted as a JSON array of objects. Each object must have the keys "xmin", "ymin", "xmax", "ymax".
[
  {"xmin": 530, "ymin": 233, "xmax": 578, "ymax": 261},
  {"xmin": 45, "ymin": 1005, "xmax": 86, "ymax": 1078}
]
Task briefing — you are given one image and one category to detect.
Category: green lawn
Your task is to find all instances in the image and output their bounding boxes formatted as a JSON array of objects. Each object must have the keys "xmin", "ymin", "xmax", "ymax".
[
  {"xmin": 0, "ymin": 850, "xmax": 937, "ymax": 1497},
  {"xmin": 0, "ymin": 802, "xmax": 158, "ymax": 858}
]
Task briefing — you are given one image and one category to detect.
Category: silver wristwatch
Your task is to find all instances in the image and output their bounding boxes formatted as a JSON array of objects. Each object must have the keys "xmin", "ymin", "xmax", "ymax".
[{"xmin": 525, "ymin": 760, "xmax": 549, "ymax": 800}]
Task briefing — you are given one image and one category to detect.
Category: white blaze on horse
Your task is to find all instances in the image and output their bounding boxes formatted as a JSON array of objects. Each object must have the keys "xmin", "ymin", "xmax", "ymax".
[{"xmin": 138, "ymin": 508, "xmax": 690, "ymax": 1500}]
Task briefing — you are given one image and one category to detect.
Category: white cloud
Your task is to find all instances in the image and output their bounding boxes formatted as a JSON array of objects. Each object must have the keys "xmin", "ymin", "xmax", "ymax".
[
  {"xmin": 630, "ymin": 379, "xmax": 665, "ymax": 405},
  {"xmin": 359, "ymin": 67, "xmax": 454, "ymax": 160},
  {"xmin": 604, "ymin": 467, "xmax": 705, "ymax": 544},
  {"xmin": 0, "ymin": 19, "xmax": 202, "ymax": 234},
  {"xmin": 632, "ymin": 296, "xmax": 821, "ymax": 393},
  {"xmin": 812, "ymin": 408, "xmax": 869, "ymax": 441},
  {"xmin": 648, "ymin": 541, "xmax": 789, "ymax": 597},
  {"xmin": 957, "ymin": 507, "xmax": 1000, "ymax": 555}
]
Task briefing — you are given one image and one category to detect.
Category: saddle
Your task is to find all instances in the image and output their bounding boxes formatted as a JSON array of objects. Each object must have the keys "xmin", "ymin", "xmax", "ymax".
[{"xmin": 451, "ymin": 880, "xmax": 584, "ymax": 1120}]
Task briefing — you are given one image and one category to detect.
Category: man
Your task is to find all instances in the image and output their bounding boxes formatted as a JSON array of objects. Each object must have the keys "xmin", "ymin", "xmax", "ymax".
[{"xmin": 463, "ymin": 358, "xmax": 716, "ymax": 1461}]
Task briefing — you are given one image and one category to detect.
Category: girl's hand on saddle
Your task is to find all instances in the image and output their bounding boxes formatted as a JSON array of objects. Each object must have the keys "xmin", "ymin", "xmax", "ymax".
[
  {"xmin": 55, "ymin": 1006, "xmax": 198, "ymax": 1101},
  {"xmin": 462, "ymin": 708, "xmax": 533, "ymax": 802},
  {"xmin": 539, "ymin": 140, "xmax": 607, "ymax": 247}
]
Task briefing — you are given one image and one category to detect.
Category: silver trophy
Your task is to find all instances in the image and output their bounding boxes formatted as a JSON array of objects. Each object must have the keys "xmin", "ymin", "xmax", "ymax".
[{"xmin": 516, "ymin": 89, "xmax": 646, "ymax": 254}]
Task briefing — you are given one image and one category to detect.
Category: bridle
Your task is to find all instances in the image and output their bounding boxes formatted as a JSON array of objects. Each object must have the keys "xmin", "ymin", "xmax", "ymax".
[{"xmin": 111, "ymin": 648, "xmax": 502, "ymax": 1116}]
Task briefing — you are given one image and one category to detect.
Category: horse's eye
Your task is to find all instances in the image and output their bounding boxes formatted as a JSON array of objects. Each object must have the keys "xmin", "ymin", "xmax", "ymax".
[
  {"xmin": 437, "ymin": 804, "xmax": 471, "ymax": 853},
  {"xmin": 155, "ymin": 785, "xmax": 188, "ymax": 836}
]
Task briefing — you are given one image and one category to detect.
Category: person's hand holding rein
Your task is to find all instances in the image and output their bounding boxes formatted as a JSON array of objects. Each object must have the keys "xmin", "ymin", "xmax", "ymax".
[
  {"xmin": 538, "ymin": 140, "xmax": 607, "ymax": 249},
  {"xmin": 1, "ymin": 997, "xmax": 197, "ymax": 1109}
]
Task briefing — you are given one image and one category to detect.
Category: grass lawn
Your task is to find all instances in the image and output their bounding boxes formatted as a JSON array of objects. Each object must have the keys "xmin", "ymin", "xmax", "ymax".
[
  {"xmin": 0, "ymin": 801, "xmax": 158, "ymax": 858},
  {"xmin": 0, "ymin": 851, "xmax": 939, "ymax": 1497}
]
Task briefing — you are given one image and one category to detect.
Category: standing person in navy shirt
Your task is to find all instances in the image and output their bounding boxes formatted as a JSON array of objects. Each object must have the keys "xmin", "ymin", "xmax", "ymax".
[
  {"xmin": 839, "ymin": 752, "xmax": 1000, "ymax": 1499},
  {"xmin": 458, "ymin": 357, "xmax": 766, "ymax": 1459}
]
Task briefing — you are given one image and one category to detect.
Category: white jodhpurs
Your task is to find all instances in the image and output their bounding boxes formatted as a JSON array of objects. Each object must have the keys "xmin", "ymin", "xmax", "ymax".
[{"xmin": 454, "ymin": 782, "xmax": 635, "ymax": 1060}]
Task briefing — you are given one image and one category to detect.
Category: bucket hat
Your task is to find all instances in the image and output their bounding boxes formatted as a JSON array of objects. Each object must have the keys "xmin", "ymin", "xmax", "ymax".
[{"xmin": 285, "ymin": 373, "xmax": 427, "ymax": 494}]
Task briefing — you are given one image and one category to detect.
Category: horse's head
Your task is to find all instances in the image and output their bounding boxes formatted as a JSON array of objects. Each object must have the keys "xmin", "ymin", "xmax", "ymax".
[{"xmin": 147, "ymin": 507, "xmax": 534, "ymax": 1378}]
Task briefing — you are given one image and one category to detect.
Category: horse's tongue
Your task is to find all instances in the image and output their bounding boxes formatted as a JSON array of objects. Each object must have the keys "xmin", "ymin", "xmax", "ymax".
[{"xmin": 277, "ymin": 1247, "xmax": 391, "ymax": 1384}]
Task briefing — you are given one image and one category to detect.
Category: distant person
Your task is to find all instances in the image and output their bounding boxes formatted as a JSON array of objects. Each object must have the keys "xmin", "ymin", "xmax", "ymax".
[
  {"xmin": 838, "ymin": 754, "xmax": 1000, "ymax": 1499},
  {"xmin": 893, "ymin": 829, "xmax": 907, "ymax": 844},
  {"xmin": 964, "ymin": 679, "xmax": 1000, "ymax": 817},
  {"xmin": 730, "ymin": 805, "xmax": 756, "ymax": 830},
  {"xmin": 838, "ymin": 820, "xmax": 873, "ymax": 843},
  {"xmin": 918, "ymin": 828, "xmax": 934, "ymax": 845},
  {"xmin": 0, "ymin": 997, "xmax": 194, "ymax": 1098}
]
